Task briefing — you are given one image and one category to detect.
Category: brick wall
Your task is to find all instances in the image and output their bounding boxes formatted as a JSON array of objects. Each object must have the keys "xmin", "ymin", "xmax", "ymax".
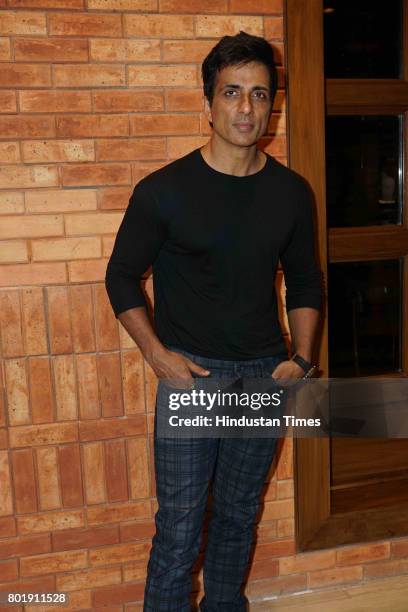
[{"xmin": 0, "ymin": 1, "xmax": 405, "ymax": 609}]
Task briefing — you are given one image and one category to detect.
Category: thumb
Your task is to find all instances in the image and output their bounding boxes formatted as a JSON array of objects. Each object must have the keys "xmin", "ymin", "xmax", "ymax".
[{"xmin": 186, "ymin": 359, "xmax": 210, "ymax": 376}]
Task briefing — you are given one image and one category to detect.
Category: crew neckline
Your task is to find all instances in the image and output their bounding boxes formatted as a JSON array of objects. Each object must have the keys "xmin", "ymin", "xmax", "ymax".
[{"xmin": 196, "ymin": 147, "xmax": 270, "ymax": 180}]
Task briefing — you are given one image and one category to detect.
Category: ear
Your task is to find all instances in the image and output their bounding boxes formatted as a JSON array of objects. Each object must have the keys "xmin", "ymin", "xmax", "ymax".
[{"xmin": 204, "ymin": 97, "xmax": 212, "ymax": 124}]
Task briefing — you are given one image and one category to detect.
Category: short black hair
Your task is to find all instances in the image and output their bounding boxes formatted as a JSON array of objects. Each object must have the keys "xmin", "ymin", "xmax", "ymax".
[{"xmin": 202, "ymin": 31, "xmax": 278, "ymax": 106}]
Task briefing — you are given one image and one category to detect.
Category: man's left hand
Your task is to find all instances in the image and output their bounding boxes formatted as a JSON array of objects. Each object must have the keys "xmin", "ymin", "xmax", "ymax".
[{"xmin": 271, "ymin": 359, "xmax": 304, "ymax": 381}]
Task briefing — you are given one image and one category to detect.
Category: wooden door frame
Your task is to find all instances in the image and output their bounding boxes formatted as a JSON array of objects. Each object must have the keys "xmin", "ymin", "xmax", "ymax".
[{"xmin": 285, "ymin": 0, "xmax": 408, "ymax": 551}]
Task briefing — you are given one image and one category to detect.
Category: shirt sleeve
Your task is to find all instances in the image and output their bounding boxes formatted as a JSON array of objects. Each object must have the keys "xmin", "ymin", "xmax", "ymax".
[
  {"xmin": 279, "ymin": 180, "xmax": 322, "ymax": 312},
  {"xmin": 105, "ymin": 181, "xmax": 166, "ymax": 318}
]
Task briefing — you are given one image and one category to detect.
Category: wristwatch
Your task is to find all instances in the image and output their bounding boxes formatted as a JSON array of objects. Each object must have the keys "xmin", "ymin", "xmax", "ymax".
[{"xmin": 291, "ymin": 353, "xmax": 318, "ymax": 378}]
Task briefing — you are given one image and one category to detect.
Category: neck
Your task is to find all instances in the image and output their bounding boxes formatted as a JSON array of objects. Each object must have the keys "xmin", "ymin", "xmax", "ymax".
[{"xmin": 200, "ymin": 137, "xmax": 266, "ymax": 177}]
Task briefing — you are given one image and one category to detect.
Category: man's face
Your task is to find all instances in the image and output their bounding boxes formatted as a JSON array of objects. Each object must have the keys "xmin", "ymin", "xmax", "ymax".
[{"xmin": 204, "ymin": 61, "xmax": 273, "ymax": 149}]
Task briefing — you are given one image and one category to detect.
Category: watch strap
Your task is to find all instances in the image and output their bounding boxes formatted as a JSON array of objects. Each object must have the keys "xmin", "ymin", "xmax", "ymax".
[{"xmin": 291, "ymin": 353, "xmax": 316, "ymax": 377}]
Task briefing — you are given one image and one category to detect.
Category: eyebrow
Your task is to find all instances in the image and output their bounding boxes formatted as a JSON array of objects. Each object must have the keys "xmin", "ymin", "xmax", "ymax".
[{"xmin": 222, "ymin": 84, "xmax": 269, "ymax": 91}]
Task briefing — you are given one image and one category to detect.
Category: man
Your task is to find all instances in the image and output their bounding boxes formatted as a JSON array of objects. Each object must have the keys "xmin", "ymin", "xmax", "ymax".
[{"xmin": 106, "ymin": 31, "xmax": 321, "ymax": 612}]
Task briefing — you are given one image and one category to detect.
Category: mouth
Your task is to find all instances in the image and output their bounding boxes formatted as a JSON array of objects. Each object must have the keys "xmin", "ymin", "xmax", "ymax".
[{"xmin": 234, "ymin": 123, "xmax": 254, "ymax": 132}]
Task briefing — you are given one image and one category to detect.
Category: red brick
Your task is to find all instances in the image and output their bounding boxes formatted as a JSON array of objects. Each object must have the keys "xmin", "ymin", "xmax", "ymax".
[
  {"xmin": 309, "ymin": 565, "xmax": 363, "ymax": 589},
  {"xmin": 49, "ymin": 13, "xmax": 122, "ymax": 37},
  {"xmin": 87, "ymin": 500, "xmax": 151, "ymax": 525},
  {"xmin": 0, "ymin": 429, "xmax": 8, "ymax": 450},
  {"xmin": 124, "ymin": 14, "xmax": 193, "ymax": 37},
  {"xmin": 0, "ymin": 238, "xmax": 26, "ymax": 265},
  {"xmin": 263, "ymin": 135, "xmax": 286, "ymax": 157},
  {"xmin": 14, "ymin": 38, "xmax": 88, "ymax": 62},
  {"xmin": 20, "ymin": 90, "xmax": 91, "ymax": 113},
  {"xmin": 247, "ymin": 558, "xmax": 279, "ymax": 581},
  {"xmin": 0, "ymin": 262, "xmax": 66, "ymax": 287},
  {"xmin": 365, "ymin": 558, "xmax": 408, "ymax": 579},
  {"xmin": 90, "ymin": 38, "xmax": 160, "ymax": 62},
  {"xmin": 10, "ymin": 449, "xmax": 37, "ymax": 513},
  {"xmin": 0, "ymin": 214, "xmax": 62, "ymax": 240},
  {"xmin": 83, "ymin": 441, "xmax": 106, "ymax": 505},
  {"xmin": 392, "ymin": 537, "xmax": 408, "ymax": 558},
  {"xmin": 247, "ymin": 573, "xmax": 307, "ymax": 599},
  {"xmin": 264, "ymin": 16, "xmax": 284, "ymax": 39},
  {"xmin": 0, "ymin": 534, "xmax": 50, "ymax": 560},
  {"xmin": 18, "ymin": 509, "xmax": 83, "ymax": 535},
  {"xmin": 0, "ymin": 290, "xmax": 24, "ymax": 357},
  {"xmin": 90, "ymin": 540, "xmax": 151, "ymax": 566},
  {"xmin": 122, "ymin": 350, "xmax": 145, "ymax": 414},
  {"xmin": 0, "ymin": 166, "xmax": 58, "ymax": 192},
  {"xmin": 0, "ymin": 141, "xmax": 19, "ymax": 164},
  {"xmin": 76, "ymin": 354, "xmax": 100, "ymax": 419},
  {"xmin": 0, "ymin": 451, "xmax": 13, "ymax": 516},
  {"xmin": 94, "ymin": 283, "xmax": 120, "ymax": 350},
  {"xmin": 0, "ymin": 516, "xmax": 16, "ymax": 539},
  {"xmin": 0, "ymin": 575, "xmax": 55, "ymax": 597},
  {"xmin": 166, "ymin": 89, "xmax": 203, "ymax": 112},
  {"xmin": 0, "ymin": 64, "xmax": 50, "ymax": 88},
  {"xmin": 20, "ymin": 549, "xmax": 87, "ymax": 576},
  {"xmin": 53, "ymin": 355, "xmax": 77, "ymax": 420},
  {"xmin": 98, "ymin": 353, "xmax": 123, "ymax": 417},
  {"xmin": 88, "ymin": 0, "xmax": 155, "ymax": 8},
  {"xmin": 57, "ymin": 566, "xmax": 121, "ymax": 593},
  {"xmin": 0, "ymin": 37, "xmax": 11, "ymax": 61},
  {"xmin": 277, "ymin": 479, "xmax": 294, "ymax": 499},
  {"xmin": 54, "ymin": 64, "xmax": 125, "ymax": 88},
  {"xmin": 66, "ymin": 211, "xmax": 123, "ymax": 234},
  {"xmin": 21, "ymin": 288, "xmax": 47, "ymax": 355},
  {"xmin": 67, "ymin": 258, "xmax": 108, "ymax": 283},
  {"xmin": 252, "ymin": 539, "xmax": 296, "ymax": 561},
  {"xmin": 160, "ymin": 0, "xmax": 226, "ymax": 11},
  {"xmin": 69, "ymin": 285, "xmax": 96, "ymax": 352},
  {"xmin": 127, "ymin": 437, "xmax": 150, "ymax": 500},
  {"xmin": 36, "ymin": 236, "xmax": 100, "ymax": 263},
  {"xmin": 9, "ymin": 422, "xmax": 78, "ymax": 448},
  {"xmin": 56, "ymin": 114, "xmax": 128, "ymax": 138},
  {"xmin": 167, "ymin": 135, "xmax": 208, "ymax": 159},
  {"xmin": 0, "ymin": 11, "xmax": 46, "ymax": 35},
  {"xmin": 337, "ymin": 542, "xmax": 390, "ymax": 566},
  {"xmin": 119, "ymin": 321, "xmax": 136, "ymax": 349},
  {"xmin": 23, "ymin": 140, "xmax": 94, "ymax": 164},
  {"xmin": 5, "ymin": 358, "xmax": 30, "ymax": 426},
  {"xmin": 26, "ymin": 188, "xmax": 96, "ymax": 213},
  {"xmin": 9, "ymin": 0, "xmax": 83, "ymax": 6},
  {"xmin": 0, "ymin": 91, "xmax": 17, "ymax": 113},
  {"xmin": 53, "ymin": 524, "xmax": 118, "ymax": 552},
  {"xmin": 98, "ymin": 187, "xmax": 132, "ymax": 210},
  {"xmin": 36, "ymin": 446, "xmax": 61, "ymax": 510},
  {"xmin": 195, "ymin": 15, "xmax": 262, "ymax": 37},
  {"xmin": 96, "ymin": 138, "xmax": 166, "ymax": 162},
  {"xmin": 62, "ymin": 163, "xmax": 131, "ymax": 187},
  {"xmin": 95, "ymin": 91, "xmax": 163, "ymax": 115},
  {"xmin": 280, "ymin": 550, "xmax": 336, "ymax": 575},
  {"xmin": 120, "ymin": 520, "xmax": 155, "ymax": 542},
  {"xmin": 277, "ymin": 437, "xmax": 293, "ymax": 479},
  {"xmin": 0, "ymin": 559, "xmax": 18, "ymax": 581},
  {"xmin": 0, "ymin": 115, "xmax": 55, "ymax": 138},
  {"xmin": 58, "ymin": 444, "xmax": 84, "ymax": 508},
  {"xmin": 163, "ymin": 40, "xmax": 214, "ymax": 63},
  {"xmin": 79, "ymin": 416, "xmax": 146, "ymax": 442},
  {"xmin": 0, "ymin": 191, "xmax": 23, "ymax": 214},
  {"xmin": 92, "ymin": 582, "xmax": 145, "ymax": 607},
  {"xmin": 230, "ymin": 0, "xmax": 282, "ymax": 12},
  {"xmin": 46, "ymin": 286, "xmax": 72, "ymax": 354},
  {"xmin": 277, "ymin": 518, "xmax": 294, "ymax": 538},
  {"xmin": 130, "ymin": 114, "xmax": 199, "ymax": 137},
  {"xmin": 128, "ymin": 65, "xmax": 197, "ymax": 87},
  {"xmin": 28, "ymin": 357, "xmax": 54, "ymax": 424},
  {"xmin": 105, "ymin": 439, "xmax": 128, "ymax": 502},
  {"xmin": 122, "ymin": 560, "xmax": 147, "ymax": 582}
]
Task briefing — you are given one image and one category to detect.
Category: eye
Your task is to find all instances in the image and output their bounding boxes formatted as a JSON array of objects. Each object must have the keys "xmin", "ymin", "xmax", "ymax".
[
  {"xmin": 253, "ymin": 91, "xmax": 268, "ymax": 100},
  {"xmin": 224, "ymin": 89, "xmax": 238, "ymax": 96}
]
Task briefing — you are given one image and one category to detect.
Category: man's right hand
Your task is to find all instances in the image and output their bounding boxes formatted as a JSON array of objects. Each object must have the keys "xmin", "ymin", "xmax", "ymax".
[{"xmin": 149, "ymin": 346, "xmax": 210, "ymax": 389}]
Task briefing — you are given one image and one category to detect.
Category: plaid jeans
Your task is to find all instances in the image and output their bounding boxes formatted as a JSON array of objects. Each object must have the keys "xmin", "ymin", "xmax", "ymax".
[{"xmin": 143, "ymin": 347, "xmax": 288, "ymax": 612}]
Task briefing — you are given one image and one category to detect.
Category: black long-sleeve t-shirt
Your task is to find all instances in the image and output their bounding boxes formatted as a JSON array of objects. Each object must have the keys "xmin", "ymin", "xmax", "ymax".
[{"xmin": 105, "ymin": 147, "xmax": 321, "ymax": 360}]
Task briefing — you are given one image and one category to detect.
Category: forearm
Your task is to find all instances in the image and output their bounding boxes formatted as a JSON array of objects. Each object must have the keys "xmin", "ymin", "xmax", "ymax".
[
  {"xmin": 287, "ymin": 307, "xmax": 320, "ymax": 362},
  {"xmin": 118, "ymin": 306, "xmax": 166, "ymax": 366}
]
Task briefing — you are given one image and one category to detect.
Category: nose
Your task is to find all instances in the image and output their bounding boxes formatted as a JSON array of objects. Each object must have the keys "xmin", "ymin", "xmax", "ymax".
[{"xmin": 238, "ymin": 92, "xmax": 252, "ymax": 115}]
